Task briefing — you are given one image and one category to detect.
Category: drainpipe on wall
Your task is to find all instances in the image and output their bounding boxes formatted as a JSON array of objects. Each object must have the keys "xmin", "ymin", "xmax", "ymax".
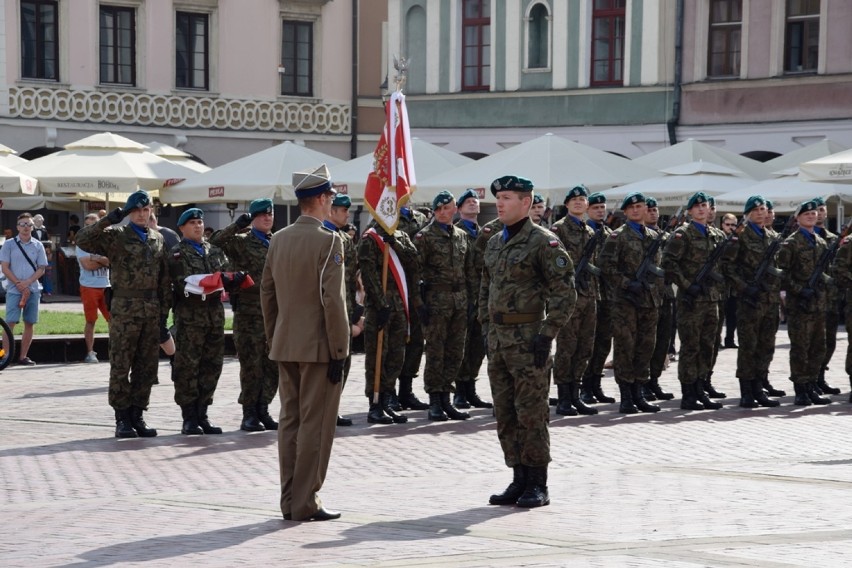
[
  {"xmin": 667, "ymin": 0, "xmax": 684, "ymax": 146},
  {"xmin": 350, "ymin": 0, "xmax": 359, "ymax": 159}
]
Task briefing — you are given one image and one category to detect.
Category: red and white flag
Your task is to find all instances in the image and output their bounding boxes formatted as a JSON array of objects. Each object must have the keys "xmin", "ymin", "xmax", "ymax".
[{"xmin": 363, "ymin": 90, "xmax": 416, "ymax": 233}]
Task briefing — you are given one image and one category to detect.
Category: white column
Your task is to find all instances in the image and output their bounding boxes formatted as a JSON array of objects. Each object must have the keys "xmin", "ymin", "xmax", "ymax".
[
  {"xmin": 426, "ymin": 0, "xmax": 441, "ymax": 93},
  {"xmin": 552, "ymin": 1, "xmax": 568, "ymax": 89},
  {"xmin": 640, "ymin": 0, "xmax": 660, "ymax": 85},
  {"xmin": 387, "ymin": 0, "xmax": 402, "ymax": 90},
  {"xmin": 448, "ymin": 0, "xmax": 459, "ymax": 92},
  {"xmin": 0, "ymin": 0, "xmax": 8, "ymax": 116},
  {"xmin": 505, "ymin": 0, "xmax": 521, "ymax": 91}
]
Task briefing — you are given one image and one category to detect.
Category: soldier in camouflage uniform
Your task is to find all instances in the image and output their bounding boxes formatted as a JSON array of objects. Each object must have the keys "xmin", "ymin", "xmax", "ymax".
[
  {"xmin": 598, "ymin": 192, "xmax": 663, "ymax": 414},
  {"xmin": 210, "ymin": 198, "xmax": 279, "ymax": 432},
  {"xmin": 761, "ymin": 200, "xmax": 788, "ymax": 397},
  {"xmin": 529, "ymin": 194, "xmax": 548, "ymax": 227},
  {"xmin": 551, "ymin": 184, "xmax": 599, "ymax": 416},
  {"xmin": 76, "ymin": 190, "xmax": 170, "ymax": 438},
  {"xmin": 580, "ymin": 192, "xmax": 617, "ymax": 405},
  {"xmin": 454, "ymin": 188, "xmax": 492, "ymax": 410},
  {"xmin": 723, "ymin": 195, "xmax": 782, "ymax": 408},
  {"xmin": 776, "ymin": 199, "xmax": 832, "ymax": 406},
  {"xmin": 662, "ymin": 192, "xmax": 726, "ymax": 411},
  {"xmin": 415, "ymin": 191, "xmax": 477, "ymax": 421},
  {"xmin": 168, "ymin": 208, "xmax": 230, "ymax": 434},
  {"xmin": 814, "ymin": 197, "xmax": 843, "ymax": 395},
  {"xmin": 831, "ymin": 231, "xmax": 852, "ymax": 403},
  {"xmin": 358, "ymin": 224, "xmax": 422, "ymax": 424},
  {"xmin": 481, "ymin": 175, "xmax": 576, "ymax": 509}
]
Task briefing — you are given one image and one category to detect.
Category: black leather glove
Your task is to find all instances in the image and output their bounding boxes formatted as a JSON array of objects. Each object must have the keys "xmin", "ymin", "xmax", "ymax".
[
  {"xmin": 626, "ymin": 280, "xmax": 644, "ymax": 296},
  {"xmin": 686, "ymin": 283, "xmax": 703, "ymax": 298},
  {"xmin": 531, "ymin": 334, "xmax": 553, "ymax": 368},
  {"xmin": 799, "ymin": 287, "xmax": 816, "ymax": 301},
  {"xmin": 234, "ymin": 213, "xmax": 252, "ymax": 230},
  {"xmin": 106, "ymin": 207, "xmax": 126, "ymax": 225},
  {"xmin": 382, "ymin": 233, "xmax": 397, "ymax": 246},
  {"xmin": 222, "ymin": 271, "xmax": 246, "ymax": 293},
  {"xmin": 376, "ymin": 305, "xmax": 391, "ymax": 330},
  {"xmin": 327, "ymin": 358, "xmax": 345, "ymax": 384},
  {"xmin": 417, "ymin": 304, "xmax": 430, "ymax": 326}
]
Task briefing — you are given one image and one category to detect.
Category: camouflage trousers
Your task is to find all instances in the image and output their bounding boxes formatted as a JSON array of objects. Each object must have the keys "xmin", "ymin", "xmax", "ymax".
[
  {"xmin": 735, "ymin": 299, "xmax": 779, "ymax": 380},
  {"xmin": 363, "ymin": 306, "xmax": 408, "ymax": 398},
  {"xmin": 108, "ymin": 310, "xmax": 160, "ymax": 410},
  {"xmin": 710, "ymin": 299, "xmax": 726, "ymax": 371},
  {"xmin": 846, "ymin": 305, "xmax": 852, "ymax": 377},
  {"xmin": 400, "ymin": 306, "xmax": 424, "ymax": 380},
  {"xmin": 611, "ymin": 300, "xmax": 658, "ymax": 384},
  {"xmin": 457, "ymin": 314, "xmax": 486, "ymax": 383},
  {"xmin": 233, "ymin": 304, "xmax": 279, "ymax": 407},
  {"xmin": 487, "ymin": 339, "xmax": 551, "ymax": 468},
  {"xmin": 676, "ymin": 297, "xmax": 718, "ymax": 384},
  {"xmin": 554, "ymin": 294, "xmax": 596, "ymax": 385},
  {"xmin": 585, "ymin": 299, "xmax": 613, "ymax": 379},
  {"xmin": 423, "ymin": 299, "xmax": 467, "ymax": 393},
  {"xmin": 822, "ymin": 300, "xmax": 843, "ymax": 370},
  {"xmin": 787, "ymin": 306, "xmax": 826, "ymax": 382},
  {"xmin": 173, "ymin": 301, "xmax": 225, "ymax": 407},
  {"xmin": 650, "ymin": 296, "xmax": 674, "ymax": 380}
]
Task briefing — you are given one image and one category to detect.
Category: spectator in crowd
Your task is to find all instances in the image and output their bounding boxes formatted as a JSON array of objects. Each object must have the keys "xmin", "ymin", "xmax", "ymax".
[
  {"xmin": 76, "ymin": 213, "xmax": 111, "ymax": 363},
  {"xmin": 32, "ymin": 214, "xmax": 50, "ymax": 241},
  {"xmin": 148, "ymin": 212, "xmax": 180, "ymax": 250},
  {"xmin": 31, "ymin": 214, "xmax": 52, "ymax": 295},
  {"xmin": 203, "ymin": 226, "xmax": 214, "ymax": 240},
  {"xmin": 67, "ymin": 214, "xmax": 81, "ymax": 244}
]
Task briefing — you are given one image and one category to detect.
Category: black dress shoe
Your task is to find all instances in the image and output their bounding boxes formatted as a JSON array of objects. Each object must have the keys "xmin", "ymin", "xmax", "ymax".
[
  {"xmin": 305, "ymin": 507, "xmax": 341, "ymax": 521},
  {"xmin": 724, "ymin": 340, "xmax": 738, "ymax": 349}
]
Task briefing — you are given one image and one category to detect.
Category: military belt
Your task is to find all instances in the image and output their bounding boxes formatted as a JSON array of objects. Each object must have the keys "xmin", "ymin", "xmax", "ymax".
[
  {"xmin": 428, "ymin": 283, "xmax": 463, "ymax": 293},
  {"xmin": 112, "ymin": 289, "xmax": 157, "ymax": 300},
  {"xmin": 237, "ymin": 287, "xmax": 260, "ymax": 296},
  {"xmin": 181, "ymin": 292, "xmax": 222, "ymax": 304},
  {"xmin": 492, "ymin": 311, "xmax": 544, "ymax": 325}
]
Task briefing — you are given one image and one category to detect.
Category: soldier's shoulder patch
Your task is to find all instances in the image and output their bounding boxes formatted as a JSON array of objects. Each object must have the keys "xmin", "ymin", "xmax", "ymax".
[
  {"xmin": 608, "ymin": 231, "xmax": 618, "ymax": 238},
  {"xmin": 415, "ymin": 231, "xmax": 424, "ymax": 240},
  {"xmin": 548, "ymin": 239, "xmax": 560, "ymax": 248},
  {"xmin": 674, "ymin": 233, "xmax": 683, "ymax": 239},
  {"xmin": 555, "ymin": 255, "xmax": 569, "ymax": 268},
  {"xmin": 172, "ymin": 251, "xmax": 181, "ymax": 258},
  {"xmin": 333, "ymin": 252, "xmax": 343, "ymax": 265},
  {"xmin": 483, "ymin": 227, "xmax": 492, "ymax": 234}
]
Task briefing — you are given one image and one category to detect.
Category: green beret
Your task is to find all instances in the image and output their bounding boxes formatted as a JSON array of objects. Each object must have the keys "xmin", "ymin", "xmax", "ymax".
[
  {"xmin": 798, "ymin": 199, "xmax": 818, "ymax": 214},
  {"xmin": 124, "ymin": 189, "xmax": 151, "ymax": 211},
  {"xmin": 432, "ymin": 190, "xmax": 455, "ymax": 210},
  {"xmin": 331, "ymin": 194, "xmax": 351, "ymax": 209},
  {"xmin": 708, "ymin": 196, "xmax": 716, "ymax": 207},
  {"xmin": 532, "ymin": 194, "xmax": 544, "ymax": 205},
  {"xmin": 645, "ymin": 197, "xmax": 658, "ymax": 208},
  {"xmin": 743, "ymin": 195, "xmax": 766, "ymax": 215},
  {"xmin": 249, "ymin": 198, "xmax": 274, "ymax": 215},
  {"xmin": 813, "ymin": 196, "xmax": 826, "ymax": 207},
  {"xmin": 563, "ymin": 184, "xmax": 589, "ymax": 204},
  {"xmin": 491, "ymin": 175, "xmax": 533, "ymax": 196},
  {"xmin": 178, "ymin": 207, "xmax": 204, "ymax": 226},
  {"xmin": 456, "ymin": 188, "xmax": 478, "ymax": 207},
  {"xmin": 620, "ymin": 192, "xmax": 646, "ymax": 210},
  {"xmin": 588, "ymin": 192, "xmax": 607, "ymax": 205},
  {"xmin": 765, "ymin": 199, "xmax": 774, "ymax": 210},
  {"xmin": 686, "ymin": 191, "xmax": 710, "ymax": 210}
]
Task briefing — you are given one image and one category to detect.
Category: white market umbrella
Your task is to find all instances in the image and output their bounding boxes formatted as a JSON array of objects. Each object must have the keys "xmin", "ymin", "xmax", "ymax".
[
  {"xmin": 144, "ymin": 141, "xmax": 212, "ymax": 174},
  {"xmin": 417, "ymin": 133, "xmax": 658, "ymax": 204},
  {"xmin": 15, "ymin": 132, "xmax": 198, "ymax": 204},
  {"xmin": 329, "ymin": 138, "xmax": 473, "ymax": 201},
  {"xmin": 159, "ymin": 141, "xmax": 343, "ymax": 204},
  {"xmin": 763, "ymin": 139, "xmax": 847, "ymax": 175},
  {"xmin": 715, "ymin": 169, "xmax": 852, "ymax": 213},
  {"xmin": 634, "ymin": 138, "xmax": 769, "ymax": 180},
  {"xmin": 799, "ymin": 148, "xmax": 852, "ymax": 183},
  {"xmin": 0, "ymin": 143, "xmax": 28, "ymax": 168},
  {"xmin": 602, "ymin": 161, "xmax": 754, "ymax": 208},
  {"xmin": 0, "ymin": 162, "xmax": 38, "ymax": 195}
]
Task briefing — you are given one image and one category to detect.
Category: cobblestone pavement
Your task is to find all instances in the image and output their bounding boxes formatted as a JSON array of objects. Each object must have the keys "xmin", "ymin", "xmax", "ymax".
[{"xmin": 2, "ymin": 323, "xmax": 851, "ymax": 567}]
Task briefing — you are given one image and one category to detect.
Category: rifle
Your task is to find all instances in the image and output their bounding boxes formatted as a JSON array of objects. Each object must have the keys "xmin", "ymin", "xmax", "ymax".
[
  {"xmin": 742, "ymin": 215, "xmax": 797, "ymax": 308},
  {"xmin": 800, "ymin": 218, "xmax": 852, "ymax": 309},
  {"xmin": 683, "ymin": 217, "xmax": 745, "ymax": 307},
  {"xmin": 626, "ymin": 206, "xmax": 684, "ymax": 304},
  {"xmin": 574, "ymin": 225, "xmax": 605, "ymax": 291}
]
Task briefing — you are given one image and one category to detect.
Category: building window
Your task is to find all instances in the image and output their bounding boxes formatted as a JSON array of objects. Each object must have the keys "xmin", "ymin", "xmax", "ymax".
[
  {"xmin": 176, "ymin": 12, "xmax": 209, "ymax": 90},
  {"xmin": 784, "ymin": 0, "xmax": 820, "ymax": 73},
  {"xmin": 99, "ymin": 5, "xmax": 136, "ymax": 85},
  {"xmin": 462, "ymin": 0, "xmax": 490, "ymax": 91},
  {"xmin": 591, "ymin": 0, "xmax": 626, "ymax": 86},
  {"xmin": 20, "ymin": 0, "xmax": 59, "ymax": 81},
  {"xmin": 281, "ymin": 20, "xmax": 313, "ymax": 97},
  {"xmin": 707, "ymin": 0, "xmax": 741, "ymax": 77},
  {"xmin": 527, "ymin": 3, "xmax": 549, "ymax": 69}
]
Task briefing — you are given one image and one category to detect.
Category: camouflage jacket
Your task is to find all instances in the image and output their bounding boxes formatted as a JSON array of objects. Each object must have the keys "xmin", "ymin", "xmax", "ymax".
[
  {"xmin": 168, "ymin": 239, "xmax": 230, "ymax": 305},
  {"xmin": 75, "ymin": 218, "xmax": 170, "ymax": 319},
  {"xmin": 599, "ymin": 221, "xmax": 663, "ymax": 308},
  {"xmin": 587, "ymin": 219, "xmax": 613, "ymax": 300},
  {"xmin": 397, "ymin": 208, "xmax": 429, "ymax": 238},
  {"xmin": 209, "ymin": 224, "xmax": 269, "ymax": 310},
  {"xmin": 662, "ymin": 221, "xmax": 726, "ymax": 302},
  {"xmin": 815, "ymin": 226, "xmax": 839, "ymax": 307},
  {"xmin": 357, "ymin": 228, "xmax": 422, "ymax": 312},
  {"xmin": 479, "ymin": 219, "xmax": 576, "ymax": 346},
  {"xmin": 455, "ymin": 218, "xmax": 483, "ymax": 284},
  {"xmin": 832, "ymin": 235, "xmax": 852, "ymax": 304},
  {"xmin": 724, "ymin": 222, "xmax": 782, "ymax": 302},
  {"xmin": 415, "ymin": 220, "xmax": 476, "ymax": 309},
  {"xmin": 777, "ymin": 228, "xmax": 828, "ymax": 312},
  {"xmin": 552, "ymin": 215, "xmax": 598, "ymax": 299}
]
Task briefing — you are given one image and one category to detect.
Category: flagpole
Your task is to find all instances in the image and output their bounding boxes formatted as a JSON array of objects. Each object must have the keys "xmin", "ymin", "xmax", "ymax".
[{"xmin": 371, "ymin": 244, "xmax": 390, "ymax": 404}]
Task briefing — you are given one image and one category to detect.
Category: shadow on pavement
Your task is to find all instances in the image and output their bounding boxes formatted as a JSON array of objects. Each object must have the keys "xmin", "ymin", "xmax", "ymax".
[{"xmin": 20, "ymin": 386, "xmax": 108, "ymax": 399}]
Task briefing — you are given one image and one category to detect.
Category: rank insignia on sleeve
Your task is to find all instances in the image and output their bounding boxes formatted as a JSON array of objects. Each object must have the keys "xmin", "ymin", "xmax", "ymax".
[
  {"xmin": 556, "ymin": 256, "xmax": 568, "ymax": 268},
  {"xmin": 333, "ymin": 253, "xmax": 343, "ymax": 265}
]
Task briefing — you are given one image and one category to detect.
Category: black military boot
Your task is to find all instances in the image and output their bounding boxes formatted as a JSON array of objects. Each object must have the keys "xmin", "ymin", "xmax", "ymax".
[
  {"xmin": 703, "ymin": 372, "xmax": 726, "ymax": 399},
  {"xmin": 696, "ymin": 379, "xmax": 723, "ymax": 410},
  {"xmin": 641, "ymin": 382, "xmax": 657, "ymax": 401},
  {"xmin": 680, "ymin": 382, "xmax": 705, "ymax": 411},
  {"xmin": 368, "ymin": 399, "xmax": 393, "ymax": 424},
  {"xmin": 129, "ymin": 406, "xmax": 157, "ymax": 437},
  {"xmin": 466, "ymin": 381, "xmax": 493, "ymax": 409},
  {"xmin": 617, "ymin": 381, "xmax": 638, "ymax": 414},
  {"xmin": 440, "ymin": 392, "xmax": 470, "ymax": 420},
  {"xmin": 632, "ymin": 382, "xmax": 660, "ymax": 413},
  {"xmin": 738, "ymin": 379, "xmax": 758, "ymax": 409},
  {"xmin": 817, "ymin": 368, "xmax": 841, "ymax": 395},
  {"xmin": 241, "ymin": 405, "xmax": 265, "ymax": 432},
  {"xmin": 114, "ymin": 408, "xmax": 138, "ymax": 438},
  {"xmin": 197, "ymin": 402, "xmax": 223, "ymax": 434},
  {"xmin": 649, "ymin": 377, "xmax": 674, "ymax": 400},
  {"xmin": 453, "ymin": 382, "xmax": 472, "ymax": 409},
  {"xmin": 571, "ymin": 383, "xmax": 598, "ymax": 415},
  {"xmin": 762, "ymin": 373, "xmax": 786, "ymax": 397},
  {"xmin": 387, "ymin": 391, "xmax": 403, "ymax": 412},
  {"xmin": 793, "ymin": 382, "xmax": 811, "ymax": 406},
  {"xmin": 397, "ymin": 376, "xmax": 429, "ymax": 410},
  {"xmin": 806, "ymin": 382, "xmax": 831, "ymax": 405},
  {"xmin": 489, "ymin": 465, "xmax": 526, "ymax": 505},
  {"xmin": 257, "ymin": 401, "xmax": 278, "ymax": 430},
  {"xmin": 592, "ymin": 375, "xmax": 616, "ymax": 404},
  {"xmin": 380, "ymin": 392, "xmax": 408, "ymax": 423},
  {"xmin": 516, "ymin": 465, "xmax": 550, "ymax": 508},
  {"xmin": 579, "ymin": 373, "xmax": 598, "ymax": 404},
  {"xmin": 751, "ymin": 379, "xmax": 780, "ymax": 407},
  {"xmin": 427, "ymin": 393, "xmax": 448, "ymax": 421},
  {"xmin": 181, "ymin": 404, "xmax": 204, "ymax": 435},
  {"xmin": 555, "ymin": 383, "xmax": 577, "ymax": 416}
]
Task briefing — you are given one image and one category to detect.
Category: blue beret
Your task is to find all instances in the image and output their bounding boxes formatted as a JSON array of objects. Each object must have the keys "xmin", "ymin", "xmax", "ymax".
[
  {"xmin": 686, "ymin": 191, "xmax": 710, "ymax": 210},
  {"xmin": 798, "ymin": 199, "xmax": 818, "ymax": 214},
  {"xmin": 332, "ymin": 194, "xmax": 351, "ymax": 208},
  {"xmin": 645, "ymin": 196, "xmax": 658, "ymax": 208},
  {"xmin": 588, "ymin": 192, "xmax": 607, "ymax": 205},
  {"xmin": 178, "ymin": 208, "xmax": 204, "ymax": 226},
  {"xmin": 124, "ymin": 190, "xmax": 151, "ymax": 211},
  {"xmin": 249, "ymin": 198, "xmax": 273, "ymax": 215},
  {"xmin": 620, "ymin": 192, "xmax": 646, "ymax": 210},
  {"xmin": 491, "ymin": 175, "xmax": 533, "ymax": 196},
  {"xmin": 456, "ymin": 188, "xmax": 478, "ymax": 208},
  {"xmin": 532, "ymin": 194, "xmax": 544, "ymax": 205},
  {"xmin": 432, "ymin": 190, "xmax": 455, "ymax": 210},
  {"xmin": 563, "ymin": 184, "xmax": 589, "ymax": 204},
  {"xmin": 813, "ymin": 196, "xmax": 826, "ymax": 207},
  {"xmin": 743, "ymin": 195, "xmax": 766, "ymax": 215}
]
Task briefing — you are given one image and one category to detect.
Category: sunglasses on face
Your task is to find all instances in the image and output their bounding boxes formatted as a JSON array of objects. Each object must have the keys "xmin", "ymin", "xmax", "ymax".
[{"xmin": 17, "ymin": 222, "xmax": 33, "ymax": 228}]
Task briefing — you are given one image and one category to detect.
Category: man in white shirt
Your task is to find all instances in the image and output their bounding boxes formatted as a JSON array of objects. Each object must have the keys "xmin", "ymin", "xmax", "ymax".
[{"xmin": 77, "ymin": 213, "xmax": 111, "ymax": 363}]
